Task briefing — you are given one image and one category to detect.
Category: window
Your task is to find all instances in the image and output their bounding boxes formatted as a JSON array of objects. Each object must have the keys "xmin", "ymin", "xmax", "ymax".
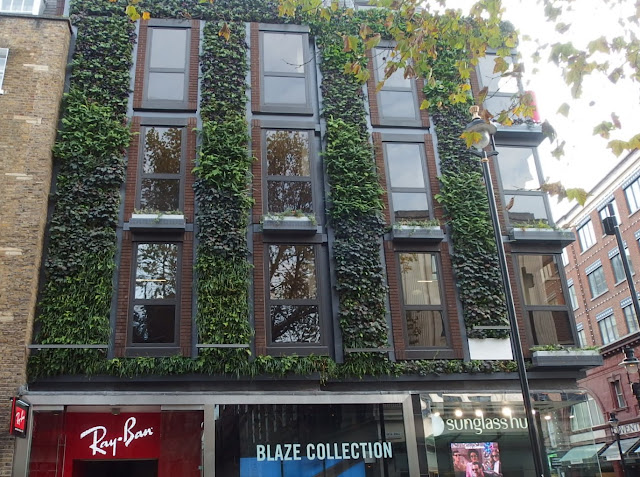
[
  {"xmin": 264, "ymin": 129, "xmax": 314, "ymax": 214},
  {"xmin": 625, "ymin": 177, "xmax": 640, "ymax": 214},
  {"xmin": 398, "ymin": 253, "xmax": 446, "ymax": 347},
  {"xmin": 383, "ymin": 142, "xmax": 430, "ymax": 222},
  {"xmin": 577, "ymin": 327, "xmax": 587, "ymax": 347},
  {"xmin": 143, "ymin": 23, "xmax": 191, "ymax": 109},
  {"xmin": 268, "ymin": 244, "xmax": 323, "ymax": 347},
  {"xmin": 517, "ymin": 255, "xmax": 574, "ymax": 346},
  {"xmin": 568, "ymin": 282, "xmax": 579, "ymax": 310},
  {"xmin": 570, "ymin": 396, "xmax": 604, "ymax": 432},
  {"xmin": 137, "ymin": 125, "xmax": 185, "ymax": 212},
  {"xmin": 477, "ymin": 53, "xmax": 519, "ymax": 117},
  {"xmin": 130, "ymin": 243, "xmax": 180, "ymax": 346},
  {"xmin": 587, "ymin": 265, "xmax": 607, "ymax": 298},
  {"xmin": 598, "ymin": 312, "xmax": 619, "ymax": 345},
  {"xmin": 260, "ymin": 30, "xmax": 311, "ymax": 112},
  {"xmin": 599, "ymin": 199, "xmax": 620, "ymax": 227},
  {"xmin": 611, "ymin": 247, "xmax": 634, "ymax": 283},
  {"xmin": 0, "ymin": 0, "xmax": 42, "ymax": 14},
  {"xmin": 577, "ymin": 220, "xmax": 596, "ymax": 251},
  {"xmin": 372, "ymin": 48, "xmax": 420, "ymax": 124},
  {"xmin": 612, "ymin": 380, "xmax": 626, "ymax": 408},
  {"xmin": 623, "ymin": 302, "xmax": 639, "ymax": 333},
  {"xmin": 0, "ymin": 48, "xmax": 7, "ymax": 94},
  {"xmin": 561, "ymin": 248, "xmax": 569, "ymax": 267}
]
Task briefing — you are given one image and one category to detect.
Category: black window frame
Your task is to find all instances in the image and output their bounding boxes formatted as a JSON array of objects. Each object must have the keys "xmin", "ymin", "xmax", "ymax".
[
  {"xmin": 476, "ymin": 52, "xmax": 521, "ymax": 119},
  {"xmin": 142, "ymin": 19, "xmax": 192, "ymax": 110}
]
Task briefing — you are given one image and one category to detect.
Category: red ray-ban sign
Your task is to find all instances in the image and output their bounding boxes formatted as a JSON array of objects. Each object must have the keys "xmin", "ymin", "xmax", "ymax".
[{"xmin": 10, "ymin": 398, "xmax": 29, "ymax": 438}]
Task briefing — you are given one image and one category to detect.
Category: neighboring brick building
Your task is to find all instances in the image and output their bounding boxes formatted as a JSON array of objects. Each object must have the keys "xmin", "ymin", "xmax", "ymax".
[
  {"xmin": 558, "ymin": 149, "xmax": 640, "ymax": 476},
  {"xmin": 0, "ymin": 12, "xmax": 71, "ymax": 477}
]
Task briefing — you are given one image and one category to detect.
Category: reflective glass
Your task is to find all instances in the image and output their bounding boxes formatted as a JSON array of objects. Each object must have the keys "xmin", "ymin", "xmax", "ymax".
[
  {"xmin": 147, "ymin": 72, "xmax": 185, "ymax": 101},
  {"xmin": 267, "ymin": 180, "xmax": 313, "ymax": 213},
  {"xmin": 477, "ymin": 55, "xmax": 519, "ymax": 93},
  {"xmin": 379, "ymin": 91, "xmax": 417, "ymax": 119},
  {"xmin": 143, "ymin": 127, "xmax": 182, "ymax": 174},
  {"xmin": 527, "ymin": 310, "xmax": 574, "ymax": 346},
  {"xmin": 386, "ymin": 143, "xmax": 425, "ymax": 188},
  {"xmin": 271, "ymin": 305, "xmax": 320, "ymax": 343},
  {"xmin": 505, "ymin": 194, "xmax": 548, "ymax": 224},
  {"xmin": 263, "ymin": 33, "xmax": 304, "ymax": 73},
  {"xmin": 263, "ymin": 76, "xmax": 306, "ymax": 104},
  {"xmin": 135, "ymin": 243, "xmax": 178, "ymax": 299},
  {"xmin": 140, "ymin": 178, "xmax": 180, "ymax": 211},
  {"xmin": 406, "ymin": 310, "xmax": 446, "ymax": 347},
  {"xmin": 496, "ymin": 147, "xmax": 540, "ymax": 190},
  {"xmin": 132, "ymin": 304, "xmax": 176, "ymax": 343},
  {"xmin": 149, "ymin": 28, "xmax": 187, "ymax": 69},
  {"xmin": 400, "ymin": 253, "xmax": 441, "ymax": 305},
  {"xmin": 266, "ymin": 130, "xmax": 310, "ymax": 176},
  {"xmin": 517, "ymin": 255, "xmax": 565, "ymax": 306},
  {"xmin": 269, "ymin": 245, "xmax": 317, "ymax": 300},
  {"xmin": 392, "ymin": 192, "xmax": 428, "ymax": 219},
  {"xmin": 374, "ymin": 49, "xmax": 411, "ymax": 88}
]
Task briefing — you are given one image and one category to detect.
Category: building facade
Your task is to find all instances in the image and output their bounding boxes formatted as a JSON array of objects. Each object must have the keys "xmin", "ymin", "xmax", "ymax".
[
  {"xmin": 559, "ymin": 149, "xmax": 640, "ymax": 477},
  {"xmin": 2, "ymin": 0, "xmax": 604, "ymax": 475}
]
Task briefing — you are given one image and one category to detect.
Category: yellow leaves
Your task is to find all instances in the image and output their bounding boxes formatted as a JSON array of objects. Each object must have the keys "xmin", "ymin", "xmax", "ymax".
[
  {"xmin": 364, "ymin": 33, "xmax": 381, "ymax": 50},
  {"xmin": 343, "ymin": 62, "xmax": 369, "ymax": 84},
  {"xmin": 319, "ymin": 8, "xmax": 331, "ymax": 20},
  {"xmin": 420, "ymin": 99, "xmax": 430, "ymax": 110},
  {"xmin": 142, "ymin": 11, "xmax": 150, "ymax": 20},
  {"xmin": 492, "ymin": 56, "xmax": 508, "ymax": 74},
  {"xmin": 460, "ymin": 131, "xmax": 482, "ymax": 149},
  {"xmin": 588, "ymin": 36, "xmax": 610, "ymax": 55},
  {"xmin": 343, "ymin": 35, "xmax": 358, "ymax": 53},
  {"xmin": 609, "ymin": 134, "xmax": 640, "ymax": 157},
  {"xmin": 359, "ymin": 24, "xmax": 373, "ymax": 39},
  {"xmin": 540, "ymin": 183, "xmax": 588, "ymax": 206},
  {"xmin": 125, "ymin": 4, "xmax": 140, "ymax": 20},
  {"xmin": 566, "ymin": 188, "xmax": 588, "ymax": 206},
  {"xmin": 556, "ymin": 103, "xmax": 570, "ymax": 117},
  {"xmin": 218, "ymin": 22, "xmax": 231, "ymax": 41}
]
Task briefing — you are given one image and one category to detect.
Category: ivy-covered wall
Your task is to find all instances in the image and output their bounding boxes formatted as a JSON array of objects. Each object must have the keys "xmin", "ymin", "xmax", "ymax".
[{"xmin": 29, "ymin": 0, "xmax": 514, "ymax": 380}]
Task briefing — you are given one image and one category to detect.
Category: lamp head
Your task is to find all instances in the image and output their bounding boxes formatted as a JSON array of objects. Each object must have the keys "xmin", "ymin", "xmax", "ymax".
[
  {"xmin": 464, "ymin": 106, "xmax": 497, "ymax": 150},
  {"xmin": 620, "ymin": 347, "xmax": 640, "ymax": 375},
  {"xmin": 609, "ymin": 412, "xmax": 619, "ymax": 432}
]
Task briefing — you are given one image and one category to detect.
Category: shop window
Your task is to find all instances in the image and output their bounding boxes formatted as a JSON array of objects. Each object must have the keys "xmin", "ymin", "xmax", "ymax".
[
  {"xmin": 398, "ymin": 252, "xmax": 446, "ymax": 347},
  {"xmin": 268, "ymin": 244, "xmax": 323, "ymax": 347},
  {"xmin": 577, "ymin": 220, "xmax": 596, "ymax": 252},
  {"xmin": 599, "ymin": 199, "xmax": 620, "ymax": 227},
  {"xmin": 143, "ymin": 22, "xmax": 192, "ymax": 109},
  {"xmin": 598, "ymin": 312, "xmax": 619, "ymax": 345},
  {"xmin": 622, "ymin": 301, "xmax": 639, "ymax": 333},
  {"xmin": 383, "ymin": 142, "xmax": 430, "ymax": 223},
  {"xmin": 624, "ymin": 176, "xmax": 640, "ymax": 214},
  {"xmin": 0, "ymin": 48, "xmax": 7, "ymax": 94},
  {"xmin": 264, "ymin": 129, "xmax": 314, "ymax": 214},
  {"xmin": 517, "ymin": 254, "xmax": 574, "ymax": 346},
  {"xmin": 611, "ymin": 247, "xmax": 634, "ymax": 283},
  {"xmin": 260, "ymin": 29, "xmax": 312, "ymax": 113},
  {"xmin": 372, "ymin": 48, "xmax": 420, "ymax": 125},
  {"xmin": 612, "ymin": 379, "xmax": 627, "ymax": 408},
  {"xmin": 567, "ymin": 282, "xmax": 578, "ymax": 310},
  {"xmin": 130, "ymin": 242, "xmax": 180, "ymax": 347},
  {"xmin": 586, "ymin": 264, "xmax": 607, "ymax": 298},
  {"xmin": 137, "ymin": 125, "xmax": 185, "ymax": 212}
]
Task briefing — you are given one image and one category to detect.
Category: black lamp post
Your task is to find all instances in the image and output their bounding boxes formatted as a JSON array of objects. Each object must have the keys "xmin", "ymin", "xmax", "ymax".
[
  {"xmin": 609, "ymin": 412, "xmax": 628, "ymax": 477},
  {"xmin": 463, "ymin": 106, "xmax": 546, "ymax": 477},
  {"xmin": 619, "ymin": 347, "xmax": 640, "ymax": 406}
]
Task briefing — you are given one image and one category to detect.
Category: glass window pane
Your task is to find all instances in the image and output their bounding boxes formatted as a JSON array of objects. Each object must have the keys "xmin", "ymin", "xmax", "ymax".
[
  {"xmin": 406, "ymin": 310, "xmax": 446, "ymax": 347},
  {"xmin": 267, "ymin": 180, "xmax": 313, "ymax": 213},
  {"xmin": 263, "ymin": 33, "xmax": 305, "ymax": 73},
  {"xmin": 140, "ymin": 178, "xmax": 180, "ymax": 211},
  {"xmin": 518, "ymin": 255, "xmax": 566, "ymax": 306},
  {"xmin": 135, "ymin": 243, "xmax": 178, "ymax": 299},
  {"xmin": 505, "ymin": 193, "xmax": 549, "ymax": 225},
  {"xmin": 484, "ymin": 94, "xmax": 514, "ymax": 116},
  {"xmin": 269, "ymin": 245, "xmax": 317, "ymax": 299},
  {"xmin": 271, "ymin": 305, "xmax": 320, "ymax": 343},
  {"xmin": 266, "ymin": 130, "xmax": 310, "ymax": 176},
  {"xmin": 477, "ymin": 55, "xmax": 519, "ymax": 93},
  {"xmin": 527, "ymin": 310, "xmax": 574, "ymax": 346},
  {"xmin": 143, "ymin": 127, "xmax": 182, "ymax": 174},
  {"xmin": 495, "ymin": 147, "xmax": 540, "ymax": 190},
  {"xmin": 392, "ymin": 192, "xmax": 428, "ymax": 220},
  {"xmin": 149, "ymin": 29, "xmax": 187, "ymax": 69},
  {"xmin": 147, "ymin": 72, "xmax": 185, "ymax": 101},
  {"xmin": 374, "ymin": 49, "xmax": 411, "ymax": 88},
  {"xmin": 132, "ymin": 304, "xmax": 176, "ymax": 343},
  {"xmin": 386, "ymin": 143, "xmax": 425, "ymax": 188},
  {"xmin": 400, "ymin": 253, "xmax": 441, "ymax": 305},
  {"xmin": 263, "ymin": 76, "xmax": 306, "ymax": 104},
  {"xmin": 379, "ymin": 91, "xmax": 417, "ymax": 119}
]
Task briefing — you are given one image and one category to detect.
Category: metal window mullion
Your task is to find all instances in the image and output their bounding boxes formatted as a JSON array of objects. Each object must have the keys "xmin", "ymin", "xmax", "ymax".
[
  {"xmin": 264, "ymin": 71, "xmax": 306, "ymax": 78},
  {"xmin": 267, "ymin": 176, "xmax": 312, "ymax": 182},
  {"xmin": 132, "ymin": 298, "xmax": 177, "ymax": 305}
]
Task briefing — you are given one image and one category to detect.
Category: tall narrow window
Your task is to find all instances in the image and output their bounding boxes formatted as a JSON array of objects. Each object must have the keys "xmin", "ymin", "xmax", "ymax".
[
  {"xmin": 0, "ymin": 48, "xmax": 8, "ymax": 94},
  {"xmin": 265, "ymin": 130, "xmax": 313, "ymax": 214},
  {"xmin": 622, "ymin": 302, "xmax": 639, "ymax": 333},
  {"xmin": 577, "ymin": 220, "xmax": 596, "ymax": 251},
  {"xmin": 587, "ymin": 265, "xmax": 607, "ymax": 298},
  {"xmin": 611, "ymin": 247, "xmax": 634, "ymax": 283},
  {"xmin": 625, "ymin": 177, "xmax": 640, "ymax": 214},
  {"xmin": 384, "ymin": 142, "xmax": 430, "ymax": 222},
  {"xmin": 612, "ymin": 380, "xmax": 626, "ymax": 408},
  {"xmin": 268, "ymin": 244, "xmax": 321, "ymax": 345},
  {"xmin": 477, "ymin": 53, "xmax": 520, "ymax": 117},
  {"xmin": 398, "ymin": 253, "xmax": 446, "ymax": 347},
  {"xmin": 131, "ymin": 243, "xmax": 180, "ymax": 346},
  {"xmin": 137, "ymin": 126, "xmax": 184, "ymax": 212},
  {"xmin": 598, "ymin": 312, "xmax": 619, "ymax": 345},
  {"xmin": 372, "ymin": 48, "xmax": 419, "ymax": 124},
  {"xmin": 577, "ymin": 327, "xmax": 587, "ymax": 347},
  {"xmin": 568, "ymin": 282, "xmax": 579, "ymax": 310},
  {"xmin": 599, "ymin": 199, "xmax": 621, "ymax": 227}
]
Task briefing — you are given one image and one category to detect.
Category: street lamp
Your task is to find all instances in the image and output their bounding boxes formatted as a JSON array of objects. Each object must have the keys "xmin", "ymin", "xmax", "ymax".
[
  {"xmin": 609, "ymin": 412, "xmax": 628, "ymax": 477},
  {"xmin": 463, "ymin": 106, "xmax": 547, "ymax": 477},
  {"xmin": 619, "ymin": 347, "xmax": 640, "ymax": 406}
]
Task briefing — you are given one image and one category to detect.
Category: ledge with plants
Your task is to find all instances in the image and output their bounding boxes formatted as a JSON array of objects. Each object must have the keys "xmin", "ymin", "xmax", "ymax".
[{"xmin": 530, "ymin": 345, "xmax": 603, "ymax": 369}]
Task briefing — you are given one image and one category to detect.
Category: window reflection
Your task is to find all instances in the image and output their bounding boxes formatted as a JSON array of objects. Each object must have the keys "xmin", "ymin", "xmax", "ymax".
[
  {"xmin": 145, "ymin": 27, "xmax": 189, "ymax": 104},
  {"xmin": 132, "ymin": 304, "xmax": 176, "ymax": 343},
  {"xmin": 262, "ymin": 32, "xmax": 308, "ymax": 107},
  {"xmin": 135, "ymin": 243, "xmax": 178, "ymax": 299},
  {"xmin": 495, "ymin": 147, "xmax": 540, "ymax": 190},
  {"xmin": 149, "ymin": 29, "xmax": 187, "ymax": 69},
  {"xmin": 139, "ymin": 126, "xmax": 182, "ymax": 212},
  {"xmin": 385, "ymin": 143, "xmax": 429, "ymax": 221},
  {"xmin": 504, "ymin": 194, "xmax": 548, "ymax": 225},
  {"xmin": 379, "ymin": 91, "xmax": 417, "ymax": 119},
  {"xmin": 271, "ymin": 305, "xmax": 320, "ymax": 343},
  {"xmin": 263, "ymin": 33, "xmax": 304, "ymax": 73},
  {"xmin": 517, "ymin": 255, "xmax": 565, "ymax": 306}
]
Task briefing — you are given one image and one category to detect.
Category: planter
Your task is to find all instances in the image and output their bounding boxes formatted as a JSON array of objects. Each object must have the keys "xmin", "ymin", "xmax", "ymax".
[
  {"xmin": 128, "ymin": 213, "xmax": 186, "ymax": 231},
  {"xmin": 494, "ymin": 122, "xmax": 544, "ymax": 145},
  {"xmin": 262, "ymin": 215, "xmax": 318, "ymax": 235},
  {"xmin": 531, "ymin": 350, "xmax": 603, "ymax": 369},
  {"xmin": 510, "ymin": 228, "xmax": 575, "ymax": 247},
  {"xmin": 392, "ymin": 225, "xmax": 444, "ymax": 242},
  {"xmin": 468, "ymin": 338, "xmax": 513, "ymax": 360}
]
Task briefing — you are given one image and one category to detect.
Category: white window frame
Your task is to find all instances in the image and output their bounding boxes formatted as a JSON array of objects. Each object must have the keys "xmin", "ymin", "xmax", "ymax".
[
  {"xmin": 599, "ymin": 199, "xmax": 620, "ymax": 228},
  {"xmin": 0, "ymin": 0, "xmax": 45, "ymax": 15},
  {"xmin": 625, "ymin": 177, "xmax": 640, "ymax": 215},
  {"xmin": 577, "ymin": 220, "xmax": 596, "ymax": 252},
  {"xmin": 0, "ymin": 48, "xmax": 8, "ymax": 94},
  {"xmin": 597, "ymin": 313, "xmax": 619, "ymax": 345}
]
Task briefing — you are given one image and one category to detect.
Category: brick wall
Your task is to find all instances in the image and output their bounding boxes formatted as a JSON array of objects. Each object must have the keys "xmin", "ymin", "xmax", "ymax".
[{"xmin": 0, "ymin": 15, "xmax": 70, "ymax": 475}]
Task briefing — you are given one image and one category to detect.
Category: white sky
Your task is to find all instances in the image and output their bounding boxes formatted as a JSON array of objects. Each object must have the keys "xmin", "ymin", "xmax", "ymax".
[{"xmin": 442, "ymin": 0, "xmax": 639, "ymax": 219}]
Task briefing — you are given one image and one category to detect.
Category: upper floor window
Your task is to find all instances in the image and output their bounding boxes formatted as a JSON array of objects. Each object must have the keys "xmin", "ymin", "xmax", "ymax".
[
  {"xmin": 398, "ymin": 252, "xmax": 446, "ymax": 348},
  {"xmin": 568, "ymin": 282, "xmax": 579, "ymax": 310},
  {"xmin": 570, "ymin": 396, "xmax": 604, "ymax": 432},
  {"xmin": 577, "ymin": 326, "xmax": 587, "ymax": 347},
  {"xmin": 0, "ymin": 0, "xmax": 43, "ymax": 14},
  {"xmin": 622, "ymin": 298, "xmax": 639, "ymax": 333},
  {"xmin": 561, "ymin": 248, "xmax": 569, "ymax": 267},
  {"xmin": 577, "ymin": 220, "xmax": 596, "ymax": 252},
  {"xmin": 260, "ymin": 29, "xmax": 312, "ymax": 113},
  {"xmin": 136, "ymin": 124, "xmax": 186, "ymax": 213},
  {"xmin": 625, "ymin": 177, "xmax": 640, "ymax": 215},
  {"xmin": 476, "ymin": 53, "xmax": 520, "ymax": 117},
  {"xmin": 383, "ymin": 141, "xmax": 430, "ymax": 223},
  {"xmin": 598, "ymin": 310, "xmax": 619, "ymax": 345},
  {"xmin": 517, "ymin": 254, "xmax": 574, "ymax": 346},
  {"xmin": 587, "ymin": 264, "xmax": 607, "ymax": 298},
  {"xmin": 372, "ymin": 48, "xmax": 420, "ymax": 125},
  {"xmin": 611, "ymin": 247, "xmax": 634, "ymax": 284},
  {"xmin": 612, "ymin": 379, "xmax": 626, "ymax": 408},
  {"xmin": 0, "ymin": 48, "xmax": 7, "ymax": 94},
  {"xmin": 599, "ymin": 199, "xmax": 621, "ymax": 228}
]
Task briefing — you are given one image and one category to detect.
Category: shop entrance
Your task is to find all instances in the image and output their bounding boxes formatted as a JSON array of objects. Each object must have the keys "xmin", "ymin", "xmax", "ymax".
[{"xmin": 72, "ymin": 459, "xmax": 158, "ymax": 477}]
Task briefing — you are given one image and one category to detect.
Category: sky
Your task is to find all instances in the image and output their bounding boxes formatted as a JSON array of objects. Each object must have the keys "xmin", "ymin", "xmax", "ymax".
[{"xmin": 443, "ymin": 0, "xmax": 639, "ymax": 219}]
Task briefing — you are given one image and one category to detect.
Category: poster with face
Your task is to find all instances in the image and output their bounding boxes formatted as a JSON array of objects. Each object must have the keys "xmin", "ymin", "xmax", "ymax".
[{"xmin": 451, "ymin": 442, "xmax": 502, "ymax": 477}]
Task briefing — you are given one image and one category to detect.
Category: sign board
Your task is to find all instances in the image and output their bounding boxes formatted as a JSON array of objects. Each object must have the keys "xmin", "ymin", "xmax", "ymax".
[
  {"xmin": 9, "ymin": 398, "xmax": 29, "ymax": 438},
  {"xmin": 618, "ymin": 422, "xmax": 640, "ymax": 436}
]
